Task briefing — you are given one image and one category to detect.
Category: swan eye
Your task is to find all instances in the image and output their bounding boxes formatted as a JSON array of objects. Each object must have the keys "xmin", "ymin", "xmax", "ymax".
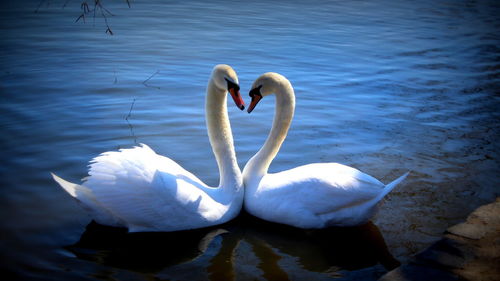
[
  {"xmin": 225, "ymin": 78, "xmax": 245, "ymax": 110},
  {"xmin": 224, "ymin": 78, "xmax": 240, "ymax": 93},
  {"xmin": 249, "ymin": 85, "xmax": 263, "ymax": 98}
]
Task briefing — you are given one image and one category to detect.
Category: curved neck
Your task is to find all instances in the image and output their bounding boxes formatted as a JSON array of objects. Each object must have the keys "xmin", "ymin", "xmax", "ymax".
[
  {"xmin": 206, "ymin": 80, "xmax": 242, "ymax": 192},
  {"xmin": 243, "ymin": 79, "xmax": 295, "ymax": 184}
]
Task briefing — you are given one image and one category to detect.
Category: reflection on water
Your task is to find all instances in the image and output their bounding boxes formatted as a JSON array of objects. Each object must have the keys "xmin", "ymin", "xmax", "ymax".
[
  {"xmin": 69, "ymin": 222, "xmax": 226, "ymax": 273},
  {"xmin": 67, "ymin": 213, "xmax": 398, "ymax": 280}
]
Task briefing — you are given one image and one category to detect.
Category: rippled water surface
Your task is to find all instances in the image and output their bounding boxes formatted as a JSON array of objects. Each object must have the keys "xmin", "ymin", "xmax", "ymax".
[{"xmin": 1, "ymin": 0, "xmax": 499, "ymax": 280}]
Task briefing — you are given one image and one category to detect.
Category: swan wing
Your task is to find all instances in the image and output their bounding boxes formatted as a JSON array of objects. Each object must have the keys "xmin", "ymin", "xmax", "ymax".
[
  {"xmin": 259, "ymin": 163, "xmax": 384, "ymax": 215},
  {"xmin": 83, "ymin": 144, "xmax": 218, "ymax": 232},
  {"xmin": 51, "ymin": 173, "xmax": 126, "ymax": 227}
]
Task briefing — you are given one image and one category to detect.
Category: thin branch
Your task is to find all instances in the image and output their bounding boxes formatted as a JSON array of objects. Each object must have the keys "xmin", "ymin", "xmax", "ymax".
[
  {"xmin": 96, "ymin": 1, "xmax": 114, "ymax": 35},
  {"xmin": 127, "ymin": 118, "xmax": 138, "ymax": 145},
  {"xmin": 125, "ymin": 98, "xmax": 136, "ymax": 121},
  {"xmin": 125, "ymin": 98, "xmax": 138, "ymax": 145},
  {"xmin": 36, "ymin": 0, "xmax": 130, "ymax": 35},
  {"xmin": 75, "ymin": 13, "xmax": 85, "ymax": 23},
  {"xmin": 142, "ymin": 70, "xmax": 161, "ymax": 89},
  {"xmin": 97, "ymin": 1, "xmax": 114, "ymax": 16},
  {"xmin": 81, "ymin": 2, "xmax": 89, "ymax": 13},
  {"xmin": 142, "ymin": 70, "xmax": 159, "ymax": 84}
]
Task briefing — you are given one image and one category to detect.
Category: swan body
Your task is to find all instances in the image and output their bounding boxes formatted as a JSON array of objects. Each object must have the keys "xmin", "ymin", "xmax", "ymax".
[
  {"xmin": 243, "ymin": 72, "xmax": 409, "ymax": 228},
  {"xmin": 52, "ymin": 64, "xmax": 245, "ymax": 232}
]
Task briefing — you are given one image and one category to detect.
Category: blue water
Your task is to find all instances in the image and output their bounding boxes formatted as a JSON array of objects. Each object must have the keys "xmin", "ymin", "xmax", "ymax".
[{"xmin": 1, "ymin": 0, "xmax": 499, "ymax": 280}]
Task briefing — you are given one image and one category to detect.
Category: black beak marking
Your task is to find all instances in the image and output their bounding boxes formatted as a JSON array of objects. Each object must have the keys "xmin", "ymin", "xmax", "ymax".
[
  {"xmin": 249, "ymin": 85, "xmax": 262, "ymax": 98},
  {"xmin": 225, "ymin": 78, "xmax": 240, "ymax": 93}
]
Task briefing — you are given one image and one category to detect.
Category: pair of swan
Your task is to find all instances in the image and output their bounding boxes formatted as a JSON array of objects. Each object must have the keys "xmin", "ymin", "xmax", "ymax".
[{"xmin": 52, "ymin": 64, "xmax": 408, "ymax": 232}]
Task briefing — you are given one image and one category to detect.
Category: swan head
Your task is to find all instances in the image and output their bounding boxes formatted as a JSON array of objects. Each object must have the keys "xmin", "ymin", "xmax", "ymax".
[
  {"xmin": 212, "ymin": 64, "xmax": 245, "ymax": 110},
  {"xmin": 247, "ymin": 72, "xmax": 286, "ymax": 113}
]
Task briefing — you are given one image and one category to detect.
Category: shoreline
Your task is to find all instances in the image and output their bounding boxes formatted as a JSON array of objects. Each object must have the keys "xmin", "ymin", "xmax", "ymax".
[{"xmin": 379, "ymin": 198, "xmax": 500, "ymax": 281}]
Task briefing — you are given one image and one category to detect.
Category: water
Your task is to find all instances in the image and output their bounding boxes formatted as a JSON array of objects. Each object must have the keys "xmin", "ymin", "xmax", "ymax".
[{"xmin": 1, "ymin": 0, "xmax": 499, "ymax": 280}]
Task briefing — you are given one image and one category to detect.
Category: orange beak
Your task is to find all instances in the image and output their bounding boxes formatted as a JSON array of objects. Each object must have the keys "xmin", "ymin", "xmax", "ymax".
[
  {"xmin": 247, "ymin": 86, "xmax": 263, "ymax": 113},
  {"xmin": 229, "ymin": 88, "xmax": 245, "ymax": 110},
  {"xmin": 247, "ymin": 92, "xmax": 262, "ymax": 113}
]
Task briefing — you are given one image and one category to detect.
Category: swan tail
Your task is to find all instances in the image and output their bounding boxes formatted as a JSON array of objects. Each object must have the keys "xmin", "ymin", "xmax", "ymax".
[
  {"xmin": 51, "ymin": 172, "xmax": 90, "ymax": 198},
  {"xmin": 375, "ymin": 171, "xmax": 409, "ymax": 204},
  {"xmin": 51, "ymin": 172, "xmax": 125, "ymax": 227}
]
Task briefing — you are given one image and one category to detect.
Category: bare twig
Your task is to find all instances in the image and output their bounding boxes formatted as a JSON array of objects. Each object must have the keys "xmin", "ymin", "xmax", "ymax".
[
  {"xmin": 75, "ymin": 13, "xmax": 85, "ymax": 23},
  {"xmin": 72, "ymin": 0, "xmax": 115, "ymax": 34},
  {"xmin": 142, "ymin": 70, "xmax": 159, "ymax": 84},
  {"xmin": 98, "ymin": 1, "xmax": 114, "ymax": 16},
  {"xmin": 81, "ymin": 2, "xmax": 89, "ymax": 13},
  {"xmin": 36, "ymin": 0, "xmax": 130, "ymax": 35},
  {"xmin": 127, "ymin": 119, "xmax": 138, "ymax": 145},
  {"xmin": 142, "ymin": 70, "xmax": 161, "ymax": 89},
  {"xmin": 125, "ymin": 98, "xmax": 136, "ymax": 121},
  {"xmin": 97, "ymin": 1, "xmax": 114, "ymax": 35},
  {"xmin": 75, "ymin": 2, "xmax": 90, "ymax": 23},
  {"xmin": 125, "ymin": 97, "xmax": 138, "ymax": 144}
]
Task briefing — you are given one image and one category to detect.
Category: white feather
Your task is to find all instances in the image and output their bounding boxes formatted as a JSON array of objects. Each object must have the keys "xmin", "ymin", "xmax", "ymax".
[
  {"xmin": 53, "ymin": 65, "xmax": 244, "ymax": 232},
  {"xmin": 244, "ymin": 73, "xmax": 409, "ymax": 228}
]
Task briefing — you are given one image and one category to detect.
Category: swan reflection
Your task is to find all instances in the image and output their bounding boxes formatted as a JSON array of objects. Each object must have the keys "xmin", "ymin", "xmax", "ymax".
[{"xmin": 67, "ymin": 213, "xmax": 399, "ymax": 280}]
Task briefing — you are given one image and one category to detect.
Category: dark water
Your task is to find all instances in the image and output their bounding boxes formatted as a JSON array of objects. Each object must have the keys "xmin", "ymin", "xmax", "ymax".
[{"xmin": 1, "ymin": 0, "xmax": 499, "ymax": 280}]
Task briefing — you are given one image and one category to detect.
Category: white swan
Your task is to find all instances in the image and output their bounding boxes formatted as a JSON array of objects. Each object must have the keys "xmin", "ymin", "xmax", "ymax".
[
  {"xmin": 52, "ymin": 64, "xmax": 245, "ymax": 232},
  {"xmin": 243, "ymin": 72, "xmax": 409, "ymax": 228}
]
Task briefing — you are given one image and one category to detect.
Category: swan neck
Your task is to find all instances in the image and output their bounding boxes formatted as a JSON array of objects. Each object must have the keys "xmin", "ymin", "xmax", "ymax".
[
  {"xmin": 206, "ymin": 80, "xmax": 242, "ymax": 192},
  {"xmin": 244, "ymin": 81, "xmax": 295, "ymax": 183}
]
